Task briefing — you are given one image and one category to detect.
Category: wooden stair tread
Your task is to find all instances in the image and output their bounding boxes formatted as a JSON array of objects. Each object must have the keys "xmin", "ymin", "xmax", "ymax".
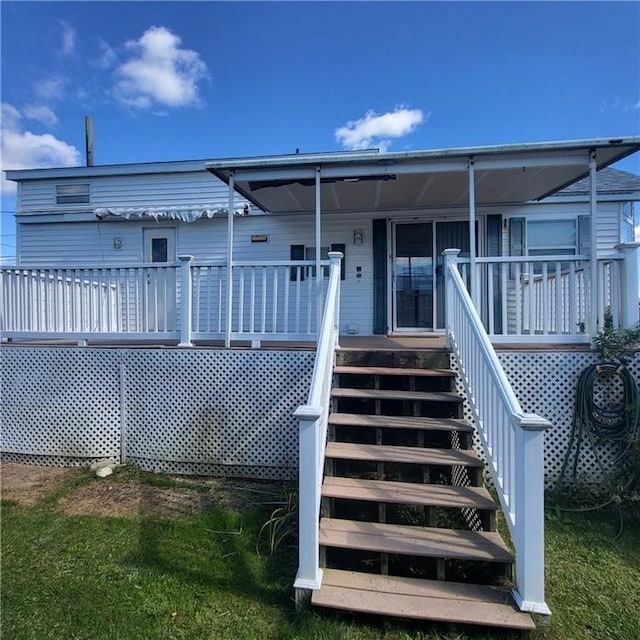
[
  {"xmin": 331, "ymin": 388, "xmax": 463, "ymax": 402},
  {"xmin": 334, "ymin": 365, "xmax": 455, "ymax": 377},
  {"xmin": 320, "ymin": 517, "xmax": 513, "ymax": 562},
  {"xmin": 322, "ymin": 476, "xmax": 497, "ymax": 510},
  {"xmin": 313, "ymin": 569, "xmax": 535, "ymax": 631},
  {"xmin": 329, "ymin": 412, "xmax": 472, "ymax": 432},
  {"xmin": 325, "ymin": 441, "xmax": 483, "ymax": 467}
]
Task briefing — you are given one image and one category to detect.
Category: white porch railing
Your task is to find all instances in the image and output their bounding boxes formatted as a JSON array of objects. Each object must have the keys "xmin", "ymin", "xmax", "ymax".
[
  {"xmin": 0, "ymin": 259, "xmax": 331, "ymax": 344},
  {"xmin": 0, "ymin": 264, "xmax": 178, "ymax": 341},
  {"xmin": 293, "ymin": 252, "xmax": 342, "ymax": 593},
  {"xmin": 462, "ymin": 244, "xmax": 638, "ymax": 342},
  {"xmin": 444, "ymin": 249, "xmax": 551, "ymax": 615}
]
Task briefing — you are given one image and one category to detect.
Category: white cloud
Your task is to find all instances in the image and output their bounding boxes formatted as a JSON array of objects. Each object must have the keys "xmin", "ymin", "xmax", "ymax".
[
  {"xmin": 336, "ymin": 107, "xmax": 426, "ymax": 152},
  {"xmin": 599, "ymin": 98, "xmax": 640, "ymax": 114},
  {"xmin": 23, "ymin": 104, "xmax": 58, "ymax": 126},
  {"xmin": 59, "ymin": 20, "xmax": 76, "ymax": 55},
  {"xmin": 34, "ymin": 77, "xmax": 67, "ymax": 100},
  {"xmin": 96, "ymin": 39, "xmax": 118, "ymax": 70},
  {"xmin": 1, "ymin": 103, "xmax": 81, "ymax": 194},
  {"xmin": 114, "ymin": 26, "xmax": 207, "ymax": 109}
]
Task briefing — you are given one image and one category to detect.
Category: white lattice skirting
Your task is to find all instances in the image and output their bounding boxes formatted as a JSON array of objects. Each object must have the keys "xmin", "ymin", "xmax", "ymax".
[
  {"xmin": 1, "ymin": 346, "xmax": 314, "ymax": 479},
  {"xmin": 2, "ymin": 346, "xmax": 638, "ymax": 489},
  {"xmin": 453, "ymin": 350, "xmax": 640, "ymax": 490}
]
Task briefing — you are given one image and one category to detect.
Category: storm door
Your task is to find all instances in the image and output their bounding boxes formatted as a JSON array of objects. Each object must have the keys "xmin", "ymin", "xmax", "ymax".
[
  {"xmin": 392, "ymin": 222, "xmax": 434, "ymax": 330},
  {"xmin": 392, "ymin": 221, "xmax": 473, "ymax": 332},
  {"xmin": 142, "ymin": 228, "xmax": 176, "ymax": 332}
]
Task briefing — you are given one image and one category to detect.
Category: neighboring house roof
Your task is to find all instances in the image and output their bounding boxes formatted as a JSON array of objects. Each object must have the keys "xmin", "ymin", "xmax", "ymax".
[{"xmin": 556, "ymin": 167, "xmax": 640, "ymax": 197}]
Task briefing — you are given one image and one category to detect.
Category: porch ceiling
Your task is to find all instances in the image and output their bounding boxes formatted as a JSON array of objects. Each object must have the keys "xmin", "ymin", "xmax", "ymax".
[{"xmin": 206, "ymin": 137, "xmax": 640, "ymax": 214}]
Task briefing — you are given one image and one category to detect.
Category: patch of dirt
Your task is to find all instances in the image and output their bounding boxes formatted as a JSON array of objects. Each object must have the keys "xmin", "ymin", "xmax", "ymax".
[
  {"xmin": 58, "ymin": 482, "xmax": 206, "ymax": 518},
  {"xmin": 1, "ymin": 461, "xmax": 78, "ymax": 507},
  {"xmin": 1, "ymin": 460, "xmax": 287, "ymax": 519}
]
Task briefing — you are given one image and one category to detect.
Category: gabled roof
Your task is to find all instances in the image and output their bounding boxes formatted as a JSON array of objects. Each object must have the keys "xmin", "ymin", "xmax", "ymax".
[{"xmin": 554, "ymin": 167, "xmax": 640, "ymax": 197}]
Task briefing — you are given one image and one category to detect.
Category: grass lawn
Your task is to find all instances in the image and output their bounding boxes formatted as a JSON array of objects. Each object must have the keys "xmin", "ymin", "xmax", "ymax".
[{"xmin": 1, "ymin": 464, "xmax": 639, "ymax": 640}]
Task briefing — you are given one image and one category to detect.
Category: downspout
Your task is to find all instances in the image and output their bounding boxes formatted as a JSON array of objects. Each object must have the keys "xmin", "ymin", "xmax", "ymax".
[
  {"xmin": 225, "ymin": 172, "xmax": 235, "ymax": 348},
  {"xmin": 315, "ymin": 167, "xmax": 322, "ymax": 339},
  {"xmin": 468, "ymin": 157, "xmax": 478, "ymax": 306},
  {"xmin": 589, "ymin": 151, "xmax": 598, "ymax": 335}
]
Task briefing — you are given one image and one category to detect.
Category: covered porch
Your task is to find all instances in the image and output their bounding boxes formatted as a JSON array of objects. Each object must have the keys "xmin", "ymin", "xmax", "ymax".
[{"xmin": 3, "ymin": 137, "xmax": 639, "ymax": 347}]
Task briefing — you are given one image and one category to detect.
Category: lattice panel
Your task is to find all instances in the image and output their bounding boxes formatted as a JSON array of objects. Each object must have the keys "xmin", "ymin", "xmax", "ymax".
[
  {"xmin": 1, "ymin": 347, "xmax": 121, "ymax": 458},
  {"xmin": 1, "ymin": 346, "xmax": 313, "ymax": 479},
  {"xmin": 122, "ymin": 349, "xmax": 313, "ymax": 474},
  {"xmin": 451, "ymin": 351, "xmax": 640, "ymax": 490}
]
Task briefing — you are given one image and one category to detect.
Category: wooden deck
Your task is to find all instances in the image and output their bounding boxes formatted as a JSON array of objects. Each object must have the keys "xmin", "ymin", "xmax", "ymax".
[{"xmin": 2, "ymin": 332, "xmax": 589, "ymax": 352}]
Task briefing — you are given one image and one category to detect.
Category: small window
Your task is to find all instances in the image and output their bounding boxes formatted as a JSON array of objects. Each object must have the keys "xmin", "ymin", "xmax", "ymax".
[
  {"xmin": 290, "ymin": 244, "xmax": 346, "ymax": 281},
  {"xmin": 56, "ymin": 183, "xmax": 90, "ymax": 205},
  {"xmin": 621, "ymin": 202, "xmax": 635, "ymax": 243},
  {"xmin": 151, "ymin": 238, "xmax": 168, "ymax": 263}
]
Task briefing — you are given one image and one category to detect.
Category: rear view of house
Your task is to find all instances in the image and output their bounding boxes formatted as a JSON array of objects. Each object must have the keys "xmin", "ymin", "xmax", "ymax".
[{"xmin": 2, "ymin": 136, "xmax": 639, "ymax": 631}]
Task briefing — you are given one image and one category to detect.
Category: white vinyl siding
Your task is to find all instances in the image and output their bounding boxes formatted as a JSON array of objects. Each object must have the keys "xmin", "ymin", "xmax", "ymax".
[{"xmin": 19, "ymin": 171, "xmax": 237, "ymax": 213}]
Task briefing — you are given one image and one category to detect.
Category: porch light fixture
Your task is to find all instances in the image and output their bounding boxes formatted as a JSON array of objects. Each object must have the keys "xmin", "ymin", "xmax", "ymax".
[{"xmin": 353, "ymin": 230, "xmax": 364, "ymax": 245}]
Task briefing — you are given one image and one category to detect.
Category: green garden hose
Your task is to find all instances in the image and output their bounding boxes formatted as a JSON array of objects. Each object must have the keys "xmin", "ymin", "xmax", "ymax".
[{"xmin": 556, "ymin": 362, "xmax": 639, "ymax": 499}]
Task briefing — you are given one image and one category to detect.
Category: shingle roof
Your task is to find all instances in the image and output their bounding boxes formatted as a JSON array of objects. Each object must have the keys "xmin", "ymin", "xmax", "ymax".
[{"xmin": 556, "ymin": 167, "xmax": 640, "ymax": 196}]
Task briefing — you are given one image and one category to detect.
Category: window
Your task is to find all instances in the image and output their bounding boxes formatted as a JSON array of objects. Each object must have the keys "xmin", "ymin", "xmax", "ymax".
[
  {"xmin": 509, "ymin": 216, "xmax": 589, "ymax": 274},
  {"xmin": 56, "ymin": 183, "xmax": 90, "ymax": 205},
  {"xmin": 621, "ymin": 202, "xmax": 635, "ymax": 243},
  {"xmin": 527, "ymin": 220, "xmax": 577, "ymax": 258},
  {"xmin": 290, "ymin": 244, "xmax": 346, "ymax": 280}
]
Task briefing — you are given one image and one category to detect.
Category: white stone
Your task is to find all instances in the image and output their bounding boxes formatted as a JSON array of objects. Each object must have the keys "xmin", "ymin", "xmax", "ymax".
[
  {"xmin": 96, "ymin": 466, "xmax": 114, "ymax": 478},
  {"xmin": 89, "ymin": 459, "xmax": 114, "ymax": 472}
]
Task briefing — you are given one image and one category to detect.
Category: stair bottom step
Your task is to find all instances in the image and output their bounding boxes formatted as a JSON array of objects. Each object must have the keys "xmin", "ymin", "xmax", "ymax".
[{"xmin": 312, "ymin": 569, "xmax": 535, "ymax": 631}]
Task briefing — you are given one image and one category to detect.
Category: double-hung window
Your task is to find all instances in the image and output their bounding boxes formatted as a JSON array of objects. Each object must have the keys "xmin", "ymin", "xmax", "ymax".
[
  {"xmin": 56, "ymin": 183, "xmax": 90, "ymax": 205},
  {"xmin": 510, "ymin": 216, "xmax": 589, "ymax": 273}
]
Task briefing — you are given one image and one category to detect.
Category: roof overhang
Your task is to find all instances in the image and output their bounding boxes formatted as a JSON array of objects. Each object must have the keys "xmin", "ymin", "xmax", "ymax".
[{"xmin": 206, "ymin": 137, "xmax": 640, "ymax": 214}]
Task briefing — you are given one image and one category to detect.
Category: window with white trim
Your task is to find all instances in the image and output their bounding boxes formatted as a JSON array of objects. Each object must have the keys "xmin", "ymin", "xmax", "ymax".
[
  {"xmin": 510, "ymin": 216, "xmax": 590, "ymax": 274},
  {"xmin": 56, "ymin": 183, "xmax": 90, "ymax": 205}
]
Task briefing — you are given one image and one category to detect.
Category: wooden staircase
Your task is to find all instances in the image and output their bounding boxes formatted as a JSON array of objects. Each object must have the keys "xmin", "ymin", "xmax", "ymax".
[{"xmin": 310, "ymin": 347, "xmax": 536, "ymax": 632}]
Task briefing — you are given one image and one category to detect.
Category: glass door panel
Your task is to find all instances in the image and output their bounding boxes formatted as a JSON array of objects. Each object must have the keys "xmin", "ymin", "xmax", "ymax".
[
  {"xmin": 435, "ymin": 221, "xmax": 472, "ymax": 329},
  {"xmin": 393, "ymin": 223, "xmax": 434, "ymax": 329}
]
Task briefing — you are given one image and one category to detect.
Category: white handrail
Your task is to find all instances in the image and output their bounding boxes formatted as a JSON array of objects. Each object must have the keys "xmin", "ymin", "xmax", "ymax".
[
  {"xmin": 443, "ymin": 248, "xmax": 551, "ymax": 615},
  {"xmin": 293, "ymin": 251, "xmax": 342, "ymax": 593}
]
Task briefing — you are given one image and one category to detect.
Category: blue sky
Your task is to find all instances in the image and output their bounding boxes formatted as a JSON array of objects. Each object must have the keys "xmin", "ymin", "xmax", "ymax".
[{"xmin": 1, "ymin": 1, "xmax": 639, "ymax": 259}]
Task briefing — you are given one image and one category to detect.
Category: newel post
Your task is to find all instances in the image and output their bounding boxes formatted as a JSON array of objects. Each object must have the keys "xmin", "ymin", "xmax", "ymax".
[
  {"xmin": 293, "ymin": 404, "xmax": 323, "ymax": 598},
  {"xmin": 328, "ymin": 251, "xmax": 343, "ymax": 349},
  {"xmin": 513, "ymin": 413, "xmax": 551, "ymax": 615},
  {"xmin": 178, "ymin": 255, "xmax": 194, "ymax": 347},
  {"xmin": 615, "ymin": 243, "xmax": 640, "ymax": 329},
  {"xmin": 442, "ymin": 249, "xmax": 461, "ymax": 349}
]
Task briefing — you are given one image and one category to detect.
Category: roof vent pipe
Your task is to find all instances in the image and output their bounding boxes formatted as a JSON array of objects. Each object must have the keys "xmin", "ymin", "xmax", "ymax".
[{"xmin": 85, "ymin": 116, "xmax": 94, "ymax": 167}]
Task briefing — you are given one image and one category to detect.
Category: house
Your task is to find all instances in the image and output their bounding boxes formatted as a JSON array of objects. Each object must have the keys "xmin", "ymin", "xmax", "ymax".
[{"xmin": 2, "ymin": 137, "xmax": 640, "ymax": 630}]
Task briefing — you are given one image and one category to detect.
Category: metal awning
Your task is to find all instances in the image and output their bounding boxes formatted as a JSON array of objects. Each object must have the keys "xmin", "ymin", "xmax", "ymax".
[
  {"xmin": 94, "ymin": 203, "xmax": 250, "ymax": 223},
  {"xmin": 206, "ymin": 137, "xmax": 640, "ymax": 214}
]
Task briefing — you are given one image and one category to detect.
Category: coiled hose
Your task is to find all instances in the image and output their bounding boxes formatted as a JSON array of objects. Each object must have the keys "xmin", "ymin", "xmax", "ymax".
[{"xmin": 556, "ymin": 362, "xmax": 639, "ymax": 502}]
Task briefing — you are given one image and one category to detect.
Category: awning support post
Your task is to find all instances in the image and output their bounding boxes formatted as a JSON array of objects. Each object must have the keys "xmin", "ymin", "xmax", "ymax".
[
  {"xmin": 315, "ymin": 167, "xmax": 322, "ymax": 339},
  {"xmin": 589, "ymin": 151, "xmax": 598, "ymax": 335},
  {"xmin": 468, "ymin": 158, "xmax": 478, "ymax": 306},
  {"xmin": 225, "ymin": 172, "xmax": 235, "ymax": 348}
]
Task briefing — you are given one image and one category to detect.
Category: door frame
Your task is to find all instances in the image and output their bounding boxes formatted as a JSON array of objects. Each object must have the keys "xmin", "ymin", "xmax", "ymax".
[
  {"xmin": 386, "ymin": 216, "xmax": 482, "ymax": 335},
  {"xmin": 142, "ymin": 227, "xmax": 177, "ymax": 332}
]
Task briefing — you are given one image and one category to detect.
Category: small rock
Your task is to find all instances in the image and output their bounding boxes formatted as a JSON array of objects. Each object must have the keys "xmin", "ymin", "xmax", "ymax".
[
  {"xmin": 96, "ymin": 466, "xmax": 114, "ymax": 478},
  {"xmin": 89, "ymin": 459, "xmax": 114, "ymax": 472}
]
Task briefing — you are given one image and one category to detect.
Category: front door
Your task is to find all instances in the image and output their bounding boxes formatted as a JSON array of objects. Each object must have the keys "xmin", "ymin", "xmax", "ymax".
[
  {"xmin": 392, "ymin": 221, "xmax": 471, "ymax": 332},
  {"xmin": 393, "ymin": 222, "xmax": 434, "ymax": 330},
  {"xmin": 142, "ymin": 228, "xmax": 176, "ymax": 332}
]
